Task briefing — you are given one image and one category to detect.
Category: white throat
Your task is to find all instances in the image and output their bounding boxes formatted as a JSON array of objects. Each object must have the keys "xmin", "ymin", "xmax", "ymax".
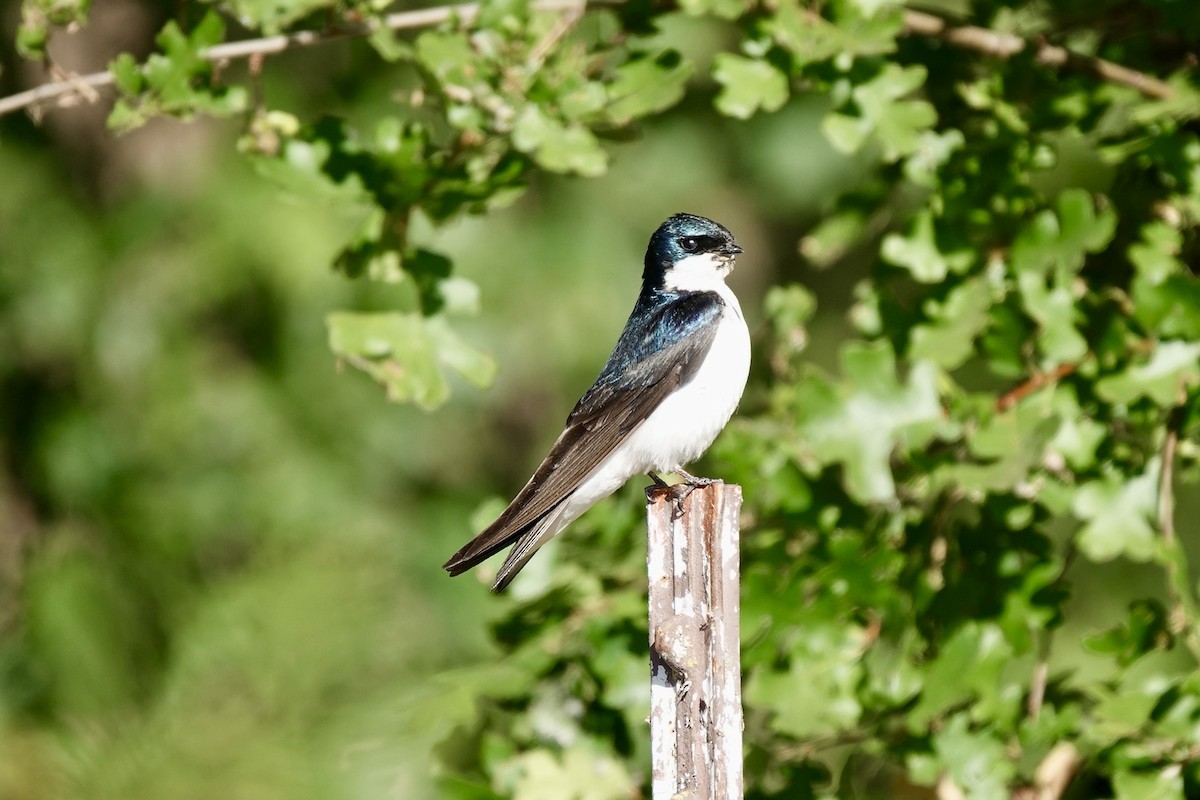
[{"xmin": 662, "ymin": 253, "xmax": 736, "ymax": 294}]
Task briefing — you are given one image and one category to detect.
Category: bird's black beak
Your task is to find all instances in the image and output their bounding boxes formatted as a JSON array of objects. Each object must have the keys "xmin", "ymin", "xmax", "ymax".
[{"xmin": 719, "ymin": 244, "xmax": 744, "ymax": 256}]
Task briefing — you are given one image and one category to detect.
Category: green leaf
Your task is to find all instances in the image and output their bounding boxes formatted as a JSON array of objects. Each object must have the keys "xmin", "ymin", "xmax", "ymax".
[
  {"xmin": 367, "ymin": 26, "xmax": 413, "ymax": 62},
  {"xmin": 1095, "ymin": 341, "xmax": 1200, "ymax": 406},
  {"xmin": 1085, "ymin": 600, "xmax": 1172, "ymax": 666},
  {"xmin": 1132, "ymin": 275, "xmax": 1200, "ymax": 339},
  {"xmin": 765, "ymin": 2, "xmax": 900, "ymax": 65},
  {"xmin": 1048, "ymin": 388, "xmax": 1105, "ymax": 471},
  {"xmin": 1015, "ymin": 268, "xmax": 1089, "ymax": 362},
  {"xmin": 910, "ymin": 624, "xmax": 1015, "ymax": 728},
  {"xmin": 793, "ymin": 341, "xmax": 951, "ymax": 502},
  {"xmin": 1073, "ymin": 461, "xmax": 1160, "ymax": 563},
  {"xmin": 1129, "ymin": 221, "xmax": 1184, "ymax": 285},
  {"xmin": 605, "ymin": 50, "xmax": 692, "ymax": 125},
  {"xmin": 1088, "ymin": 656, "xmax": 1180, "ymax": 744},
  {"xmin": 1112, "ymin": 768, "xmax": 1185, "ymax": 800},
  {"xmin": 800, "ymin": 210, "xmax": 869, "ymax": 268},
  {"xmin": 824, "ymin": 64, "xmax": 937, "ymax": 161},
  {"xmin": 1010, "ymin": 189, "xmax": 1116, "ymax": 275},
  {"xmin": 189, "ymin": 9, "xmax": 225, "ymax": 49},
  {"xmin": 501, "ymin": 742, "xmax": 635, "ymax": 800},
  {"xmin": 416, "ymin": 29, "xmax": 490, "ymax": 88},
  {"xmin": 223, "ymin": 0, "xmax": 335, "ymax": 34},
  {"xmin": 931, "ymin": 402, "xmax": 1060, "ymax": 497},
  {"xmin": 745, "ymin": 623, "xmax": 866, "ymax": 737},
  {"xmin": 881, "ymin": 209, "xmax": 973, "ymax": 283},
  {"xmin": 513, "ymin": 107, "xmax": 608, "ymax": 177},
  {"xmin": 677, "ymin": 0, "xmax": 750, "ymax": 20},
  {"xmin": 909, "ymin": 276, "xmax": 994, "ymax": 367},
  {"xmin": 25, "ymin": 550, "xmax": 142, "ymax": 714},
  {"xmin": 765, "ymin": 283, "xmax": 817, "ymax": 368},
  {"xmin": 927, "ymin": 714, "xmax": 1018, "ymax": 800},
  {"xmin": 1008, "ymin": 191, "xmax": 1113, "ymax": 364},
  {"xmin": 109, "ymin": 52, "xmax": 143, "ymax": 94},
  {"xmin": 713, "ymin": 53, "xmax": 789, "ymax": 120},
  {"xmin": 904, "ymin": 128, "xmax": 965, "ymax": 187},
  {"xmin": 326, "ymin": 312, "xmax": 496, "ymax": 409},
  {"xmin": 847, "ymin": 0, "xmax": 901, "ymax": 17},
  {"xmin": 107, "ymin": 12, "xmax": 248, "ymax": 130},
  {"xmin": 426, "ymin": 317, "xmax": 498, "ymax": 388},
  {"xmin": 862, "ymin": 637, "xmax": 923, "ymax": 708},
  {"xmin": 17, "ymin": 17, "xmax": 50, "ymax": 61}
]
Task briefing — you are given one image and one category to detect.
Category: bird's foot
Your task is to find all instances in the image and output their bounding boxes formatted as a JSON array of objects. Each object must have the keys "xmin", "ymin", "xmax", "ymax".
[
  {"xmin": 671, "ymin": 467, "xmax": 723, "ymax": 515},
  {"xmin": 674, "ymin": 466, "xmax": 717, "ymax": 487},
  {"xmin": 645, "ymin": 471, "xmax": 674, "ymax": 505},
  {"xmin": 646, "ymin": 470, "xmax": 722, "ymax": 518}
]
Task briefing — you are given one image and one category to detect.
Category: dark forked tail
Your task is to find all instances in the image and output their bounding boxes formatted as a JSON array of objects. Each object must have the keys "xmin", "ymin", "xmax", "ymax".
[{"xmin": 444, "ymin": 500, "xmax": 568, "ymax": 591}]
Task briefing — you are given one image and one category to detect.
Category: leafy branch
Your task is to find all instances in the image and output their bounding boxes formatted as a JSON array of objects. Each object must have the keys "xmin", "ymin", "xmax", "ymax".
[
  {"xmin": 0, "ymin": 0, "xmax": 592, "ymax": 117},
  {"xmin": 2, "ymin": 3, "xmax": 1188, "ymax": 119},
  {"xmin": 8, "ymin": 0, "xmax": 1200, "ymax": 797},
  {"xmin": 900, "ymin": 9, "xmax": 1176, "ymax": 100}
]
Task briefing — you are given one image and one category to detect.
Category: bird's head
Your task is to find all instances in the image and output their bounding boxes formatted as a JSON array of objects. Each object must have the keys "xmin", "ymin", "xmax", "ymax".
[{"xmin": 643, "ymin": 213, "xmax": 743, "ymax": 292}]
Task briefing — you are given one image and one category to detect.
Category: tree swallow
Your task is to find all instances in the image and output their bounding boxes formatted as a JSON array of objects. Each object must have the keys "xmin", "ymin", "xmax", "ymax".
[{"xmin": 444, "ymin": 213, "xmax": 751, "ymax": 591}]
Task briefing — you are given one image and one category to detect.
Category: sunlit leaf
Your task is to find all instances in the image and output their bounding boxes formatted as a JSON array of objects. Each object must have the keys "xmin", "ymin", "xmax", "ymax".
[
  {"xmin": 881, "ymin": 209, "xmax": 973, "ymax": 283},
  {"xmin": 713, "ymin": 53, "xmax": 789, "ymax": 119},
  {"xmin": 792, "ymin": 340, "xmax": 952, "ymax": 502},
  {"xmin": 1095, "ymin": 341, "xmax": 1200, "ymax": 406},
  {"xmin": 327, "ymin": 311, "xmax": 496, "ymax": 409},
  {"xmin": 1073, "ymin": 461, "xmax": 1160, "ymax": 562}
]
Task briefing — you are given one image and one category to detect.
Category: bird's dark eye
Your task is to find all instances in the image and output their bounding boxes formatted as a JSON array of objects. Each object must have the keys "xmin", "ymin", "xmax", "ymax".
[{"xmin": 680, "ymin": 237, "xmax": 699, "ymax": 252}]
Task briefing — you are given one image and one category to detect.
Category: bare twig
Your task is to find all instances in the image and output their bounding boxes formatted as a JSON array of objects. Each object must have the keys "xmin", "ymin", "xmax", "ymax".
[
  {"xmin": 1157, "ymin": 404, "xmax": 1200, "ymax": 661},
  {"xmin": 527, "ymin": 3, "xmax": 584, "ymax": 68},
  {"xmin": 1011, "ymin": 744, "xmax": 1083, "ymax": 800},
  {"xmin": 937, "ymin": 776, "xmax": 966, "ymax": 800},
  {"xmin": 3, "ymin": 4, "xmax": 1186, "ymax": 120},
  {"xmin": 1027, "ymin": 658, "xmax": 1049, "ymax": 720},
  {"xmin": 901, "ymin": 9, "xmax": 1176, "ymax": 101},
  {"xmin": 0, "ymin": 0, "xmax": 588, "ymax": 118},
  {"xmin": 1158, "ymin": 407, "xmax": 1181, "ymax": 545},
  {"xmin": 996, "ymin": 363, "xmax": 1079, "ymax": 412},
  {"xmin": 1032, "ymin": 743, "xmax": 1082, "ymax": 800}
]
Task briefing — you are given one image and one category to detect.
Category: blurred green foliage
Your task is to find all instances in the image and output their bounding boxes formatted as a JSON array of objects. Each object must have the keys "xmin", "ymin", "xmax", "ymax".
[{"xmin": 5, "ymin": 0, "xmax": 1200, "ymax": 798}]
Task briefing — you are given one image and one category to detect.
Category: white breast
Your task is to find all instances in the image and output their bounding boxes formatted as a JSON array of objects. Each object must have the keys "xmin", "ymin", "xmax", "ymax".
[
  {"xmin": 546, "ymin": 253, "xmax": 750, "ymax": 528},
  {"xmin": 596, "ymin": 251, "xmax": 751, "ymax": 478},
  {"xmin": 625, "ymin": 280, "xmax": 750, "ymax": 473}
]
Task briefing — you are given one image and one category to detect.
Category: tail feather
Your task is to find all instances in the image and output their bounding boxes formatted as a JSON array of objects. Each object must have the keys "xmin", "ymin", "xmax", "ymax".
[
  {"xmin": 490, "ymin": 503, "xmax": 572, "ymax": 592},
  {"xmin": 442, "ymin": 519, "xmax": 533, "ymax": 577},
  {"xmin": 443, "ymin": 498, "xmax": 576, "ymax": 592}
]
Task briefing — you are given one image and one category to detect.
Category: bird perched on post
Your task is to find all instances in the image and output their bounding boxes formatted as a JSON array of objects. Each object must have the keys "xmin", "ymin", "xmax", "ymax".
[{"xmin": 444, "ymin": 213, "xmax": 751, "ymax": 591}]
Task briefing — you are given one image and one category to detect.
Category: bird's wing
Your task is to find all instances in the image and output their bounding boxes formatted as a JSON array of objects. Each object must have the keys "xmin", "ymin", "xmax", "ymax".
[{"xmin": 443, "ymin": 291, "xmax": 725, "ymax": 576}]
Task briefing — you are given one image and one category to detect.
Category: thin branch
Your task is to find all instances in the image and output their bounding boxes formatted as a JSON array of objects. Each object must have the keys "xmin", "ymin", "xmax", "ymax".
[
  {"xmin": 0, "ymin": 0, "xmax": 588, "ymax": 118},
  {"xmin": 3, "ymin": 4, "xmax": 1186, "ymax": 119},
  {"xmin": 1027, "ymin": 658, "xmax": 1048, "ymax": 720},
  {"xmin": 1032, "ymin": 742, "xmax": 1082, "ymax": 800},
  {"xmin": 995, "ymin": 362, "xmax": 1079, "ymax": 412},
  {"xmin": 1158, "ymin": 406, "xmax": 1181, "ymax": 545},
  {"xmin": 1157, "ymin": 404, "xmax": 1200, "ymax": 661},
  {"xmin": 901, "ymin": 9, "xmax": 1176, "ymax": 101}
]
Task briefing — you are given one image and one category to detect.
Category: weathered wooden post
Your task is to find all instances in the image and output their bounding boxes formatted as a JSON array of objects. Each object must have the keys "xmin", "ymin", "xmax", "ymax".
[{"xmin": 646, "ymin": 481, "xmax": 743, "ymax": 800}]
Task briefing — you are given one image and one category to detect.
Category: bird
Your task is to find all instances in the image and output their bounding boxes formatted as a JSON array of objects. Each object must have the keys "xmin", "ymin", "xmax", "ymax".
[{"xmin": 443, "ymin": 213, "xmax": 751, "ymax": 591}]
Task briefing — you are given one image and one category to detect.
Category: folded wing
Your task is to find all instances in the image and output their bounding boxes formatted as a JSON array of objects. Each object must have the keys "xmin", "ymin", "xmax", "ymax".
[{"xmin": 442, "ymin": 290, "xmax": 725, "ymax": 583}]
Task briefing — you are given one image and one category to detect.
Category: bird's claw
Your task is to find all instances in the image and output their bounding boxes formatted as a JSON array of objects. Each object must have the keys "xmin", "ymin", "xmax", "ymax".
[
  {"xmin": 675, "ymin": 466, "xmax": 717, "ymax": 487},
  {"xmin": 670, "ymin": 484, "xmax": 692, "ymax": 519},
  {"xmin": 646, "ymin": 470, "xmax": 721, "ymax": 518}
]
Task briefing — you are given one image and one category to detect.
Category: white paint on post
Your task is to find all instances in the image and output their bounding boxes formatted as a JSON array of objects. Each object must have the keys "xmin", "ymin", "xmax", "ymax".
[{"xmin": 646, "ymin": 481, "xmax": 744, "ymax": 800}]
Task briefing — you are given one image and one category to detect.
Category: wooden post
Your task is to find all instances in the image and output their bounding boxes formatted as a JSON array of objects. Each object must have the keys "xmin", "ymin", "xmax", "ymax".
[{"xmin": 646, "ymin": 481, "xmax": 743, "ymax": 800}]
